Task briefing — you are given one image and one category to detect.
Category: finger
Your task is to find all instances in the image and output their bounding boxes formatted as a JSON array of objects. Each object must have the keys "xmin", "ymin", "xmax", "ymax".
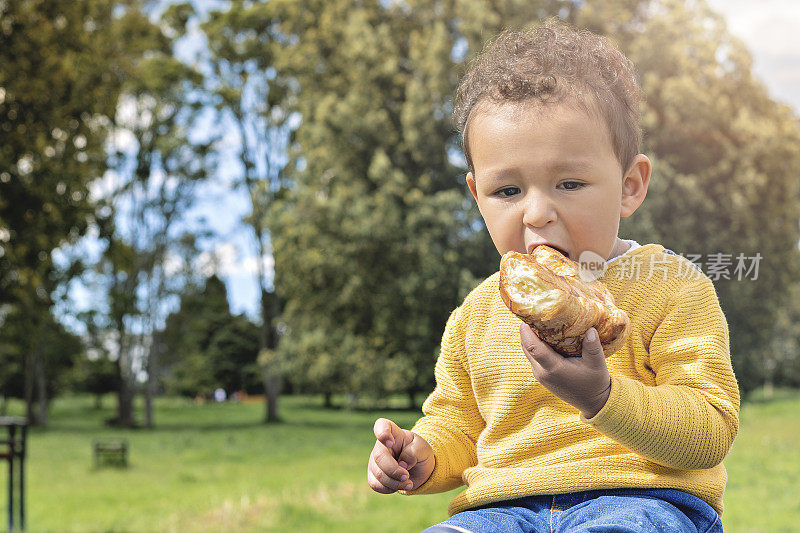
[
  {"xmin": 519, "ymin": 322, "xmax": 543, "ymax": 356},
  {"xmin": 520, "ymin": 322, "xmax": 562, "ymax": 372},
  {"xmin": 395, "ymin": 430, "xmax": 426, "ymax": 471},
  {"xmin": 367, "ymin": 466, "xmax": 394, "ymax": 494},
  {"xmin": 526, "ymin": 351, "xmax": 548, "ymax": 380},
  {"xmin": 369, "ymin": 451, "xmax": 413, "ymax": 492},
  {"xmin": 372, "ymin": 440, "xmax": 410, "ymax": 481},
  {"xmin": 395, "ymin": 430, "xmax": 416, "ymax": 471},
  {"xmin": 396, "ymin": 433, "xmax": 434, "ymax": 490},
  {"xmin": 581, "ymin": 328, "xmax": 606, "ymax": 367},
  {"xmin": 373, "ymin": 417, "xmax": 403, "ymax": 452}
]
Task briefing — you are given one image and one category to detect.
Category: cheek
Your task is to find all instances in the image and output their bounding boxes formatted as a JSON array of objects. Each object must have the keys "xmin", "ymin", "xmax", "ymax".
[
  {"xmin": 480, "ymin": 205, "xmax": 522, "ymax": 249},
  {"xmin": 567, "ymin": 200, "xmax": 618, "ymax": 239}
]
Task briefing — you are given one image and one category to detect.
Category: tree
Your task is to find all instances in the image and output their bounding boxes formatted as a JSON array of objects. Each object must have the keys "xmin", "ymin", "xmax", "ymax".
[
  {"xmin": 769, "ymin": 281, "xmax": 800, "ymax": 390},
  {"xmin": 206, "ymin": 315, "xmax": 262, "ymax": 395},
  {"xmin": 0, "ymin": 0, "xmax": 145, "ymax": 424},
  {"xmin": 89, "ymin": 4, "xmax": 215, "ymax": 427},
  {"xmin": 159, "ymin": 274, "xmax": 262, "ymax": 399},
  {"xmin": 200, "ymin": 1, "xmax": 296, "ymax": 422},
  {"xmin": 72, "ymin": 352, "xmax": 120, "ymax": 409},
  {"xmin": 266, "ymin": 0, "xmax": 800, "ymax": 404},
  {"xmin": 160, "ymin": 275, "xmax": 235, "ymax": 397},
  {"xmin": 0, "ymin": 308, "xmax": 25, "ymax": 411},
  {"xmin": 0, "ymin": 307, "xmax": 83, "ymax": 422},
  {"xmin": 586, "ymin": 0, "xmax": 800, "ymax": 394},
  {"xmin": 266, "ymin": 0, "xmax": 493, "ymax": 408}
]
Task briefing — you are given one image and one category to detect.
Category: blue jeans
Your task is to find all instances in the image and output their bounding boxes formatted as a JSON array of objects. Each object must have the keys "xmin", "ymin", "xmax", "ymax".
[{"xmin": 422, "ymin": 489, "xmax": 722, "ymax": 533}]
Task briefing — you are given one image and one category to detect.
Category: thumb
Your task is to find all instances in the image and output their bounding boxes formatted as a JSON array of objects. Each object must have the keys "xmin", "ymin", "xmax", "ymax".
[
  {"xmin": 373, "ymin": 417, "xmax": 403, "ymax": 452},
  {"xmin": 581, "ymin": 328, "xmax": 605, "ymax": 364}
]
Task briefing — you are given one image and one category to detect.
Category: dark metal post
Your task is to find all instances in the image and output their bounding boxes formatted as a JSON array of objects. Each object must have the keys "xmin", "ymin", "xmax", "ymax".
[
  {"xmin": 20, "ymin": 424, "xmax": 26, "ymax": 530},
  {"xmin": 1, "ymin": 417, "xmax": 27, "ymax": 532},
  {"xmin": 7, "ymin": 424, "xmax": 13, "ymax": 533}
]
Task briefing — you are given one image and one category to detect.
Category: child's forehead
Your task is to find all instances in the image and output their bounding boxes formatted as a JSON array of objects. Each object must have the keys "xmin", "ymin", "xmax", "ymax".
[
  {"xmin": 472, "ymin": 97, "xmax": 600, "ymax": 126},
  {"xmin": 469, "ymin": 99, "xmax": 612, "ymax": 149},
  {"xmin": 467, "ymin": 99, "xmax": 623, "ymax": 178}
]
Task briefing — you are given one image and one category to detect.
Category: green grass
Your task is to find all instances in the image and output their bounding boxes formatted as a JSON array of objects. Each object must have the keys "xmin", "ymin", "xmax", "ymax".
[
  {"xmin": 720, "ymin": 388, "xmax": 800, "ymax": 533},
  {"xmin": 1, "ymin": 390, "xmax": 798, "ymax": 532}
]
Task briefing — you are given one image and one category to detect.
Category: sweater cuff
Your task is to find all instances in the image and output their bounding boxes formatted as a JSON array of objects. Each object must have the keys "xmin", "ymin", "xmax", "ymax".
[
  {"xmin": 579, "ymin": 374, "xmax": 640, "ymax": 432},
  {"xmin": 398, "ymin": 417, "xmax": 475, "ymax": 496}
]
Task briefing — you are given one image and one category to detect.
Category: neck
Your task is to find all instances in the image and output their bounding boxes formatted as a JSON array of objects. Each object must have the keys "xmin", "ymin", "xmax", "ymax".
[{"xmin": 608, "ymin": 237, "xmax": 631, "ymax": 261}]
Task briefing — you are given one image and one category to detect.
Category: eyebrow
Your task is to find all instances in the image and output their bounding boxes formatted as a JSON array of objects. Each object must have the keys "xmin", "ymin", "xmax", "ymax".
[
  {"xmin": 481, "ymin": 160, "xmax": 595, "ymax": 182},
  {"xmin": 545, "ymin": 160, "xmax": 594, "ymax": 174}
]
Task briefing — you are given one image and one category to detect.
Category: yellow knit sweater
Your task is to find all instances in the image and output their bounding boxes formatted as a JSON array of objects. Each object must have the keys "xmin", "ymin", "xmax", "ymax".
[{"xmin": 403, "ymin": 244, "xmax": 740, "ymax": 516}]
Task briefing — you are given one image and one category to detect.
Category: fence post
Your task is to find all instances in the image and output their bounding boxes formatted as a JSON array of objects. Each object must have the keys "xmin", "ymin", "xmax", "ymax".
[{"xmin": 1, "ymin": 417, "xmax": 28, "ymax": 532}]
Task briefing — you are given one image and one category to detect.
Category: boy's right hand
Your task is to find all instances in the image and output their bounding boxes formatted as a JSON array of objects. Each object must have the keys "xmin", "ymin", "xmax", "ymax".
[{"xmin": 367, "ymin": 418, "xmax": 434, "ymax": 494}]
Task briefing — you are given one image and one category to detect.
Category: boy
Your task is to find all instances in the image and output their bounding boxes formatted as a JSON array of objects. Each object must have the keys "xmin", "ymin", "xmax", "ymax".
[{"xmin": 366, "ymin": 20, "xmax": 739, "ymax": 532}]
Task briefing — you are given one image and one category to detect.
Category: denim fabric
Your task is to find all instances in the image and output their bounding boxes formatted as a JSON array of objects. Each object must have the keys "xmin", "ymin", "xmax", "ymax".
[{"xmin": 421, "ymin": 489, "xmax": 722, "ymax": 533}]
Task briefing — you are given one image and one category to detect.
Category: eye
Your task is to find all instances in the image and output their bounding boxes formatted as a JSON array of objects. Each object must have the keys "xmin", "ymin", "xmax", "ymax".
[
  {"xmin": 558, "ymin": 180, "xmax": 584, "ymax": 191},
  {"xmin": 495, "ymin": 186, "xmax": 521, "ymax": 198}
]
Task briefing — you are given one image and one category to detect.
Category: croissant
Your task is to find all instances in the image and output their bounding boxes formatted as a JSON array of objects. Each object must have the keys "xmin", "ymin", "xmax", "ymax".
[{"xmin": 499, "ymin": 245, "xmax": 629, "ymax": 358}]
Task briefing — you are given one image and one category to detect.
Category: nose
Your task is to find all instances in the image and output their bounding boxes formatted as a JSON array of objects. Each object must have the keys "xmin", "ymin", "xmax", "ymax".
[{"xmin": 522, "ymin": 192, "xmax": 556, "ymax": 228}]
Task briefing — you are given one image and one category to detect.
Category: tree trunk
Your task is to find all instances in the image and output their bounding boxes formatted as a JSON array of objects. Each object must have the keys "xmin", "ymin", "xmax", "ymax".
[
  {"xmin": 264, "ymin": 374, "xmax": 281, "ymax": 423},
  {"xmin": 407, "ymin": 390, "xmax": 417, "ymax": 412},
  {"xmin": 144, "ymin": 336, "xmax": 159, "ymax": 429},
  {"xmin": 24, "ymin": 349, "xmax": 35, "ymax": 424},
  {"xmin": 117, "ymin": 376, "xmax": 134, "ymax": 426},
  {"xmin": 24, "ymin": 314, "xmax": 45, "ymax": 425},
  {"xmin": 258, "ymin": 284, "xmax": 282, "ymax": 423},
  {"xmin": 257, "ymin": 255, "xmax": 280, "ymax": 423},
  {"xmin": 118, "ymin": 378, "xmax": 134, "ymax": 426},
  {"xmin": 259, "ymin": 286, "xmax": 270, "ymax": 354},
  {"xmin": 144, "ymin": 375, "xmax": 154, "ymax": 428},
  {"xmin": 116, "ymin": 343, "xmax": 135, "ymax": 427},
  {"xmin": 36, "ymin": 344, "xmax": 48, "ymax": 427}
]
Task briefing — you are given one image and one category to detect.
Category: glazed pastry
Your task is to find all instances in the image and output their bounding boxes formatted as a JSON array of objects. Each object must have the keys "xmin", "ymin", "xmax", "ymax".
[{"xmin": 499, "ymin": 245, "xmax": 630, "ymax": 357}]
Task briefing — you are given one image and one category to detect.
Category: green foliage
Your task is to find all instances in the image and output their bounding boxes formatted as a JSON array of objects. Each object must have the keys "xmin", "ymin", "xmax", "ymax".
[
  {"xmin": 161, "ymin": 275, "xmax": 261, "ymax": 397},
  {"xmin": 602, "ymin": 0, "xmax": 800, "ymax": 394},
  {"xmin": 3, "ymin": 0, "xmax": 799, "ymax": 414},
  {"xmin": 0, "ymin": 0, "xmax": 150, "ymax": 307},
  {"xmin": 85, "ymin": 3, "xmax": 215, "ymax": 426},
  {"xmin": 70, "ymin": 353, "xmax": 120, "ymax": 402},
  {"xmin": 265, "ymin": 0, "xmax": 800, "ymax": 399},
  {"xmin": 0, "ymin": 308, "xmax": 83, "ymax": 399},
  {"xmin": 0, "ymin": 0, "xmax": 135, "ymax": 422},
  {"xmin": 0, "ymin": 0, "xmax": 210, "ymax": 424},
  {"xmin": 161, "ymin": 275, "xmax": 231, "ymax": 396},
  {"xmin": 206, "ymin": 315, "xmax": 262, "ymax": 394},
  {"xmin": 267, "ymin": 0, "xmax": 494, "ymax": 401}
]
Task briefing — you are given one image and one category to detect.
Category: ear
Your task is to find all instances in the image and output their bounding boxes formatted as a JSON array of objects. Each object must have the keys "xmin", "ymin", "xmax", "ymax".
[
  {"xmin": 466, "ymin": 172, "xmax": 479, "ymax": 203},
  {"xmin": 620, "ymin": 154, "xmax": 651, "ymax": 218}
]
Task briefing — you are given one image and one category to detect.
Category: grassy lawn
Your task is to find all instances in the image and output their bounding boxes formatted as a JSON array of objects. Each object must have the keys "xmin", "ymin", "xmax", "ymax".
[{"xmin": 1, "ymin": 389, "xmax": 798, "ymax": 532}]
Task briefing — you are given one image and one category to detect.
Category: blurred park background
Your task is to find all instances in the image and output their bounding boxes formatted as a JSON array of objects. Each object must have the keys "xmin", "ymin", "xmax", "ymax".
[{"xmin": 1, "ymin": 0, "xmax": 799, "ymax": 531}]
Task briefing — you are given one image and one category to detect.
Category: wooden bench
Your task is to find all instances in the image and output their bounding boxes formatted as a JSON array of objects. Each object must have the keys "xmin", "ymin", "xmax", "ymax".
[{"xmin": 93, "ymin": 439, "xmax": 128, "ymax": 468}]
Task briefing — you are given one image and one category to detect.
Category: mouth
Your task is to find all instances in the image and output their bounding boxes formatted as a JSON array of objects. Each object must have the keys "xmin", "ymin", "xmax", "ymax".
[{"xmin": 530, "ymin": 244, "xmax": 570, "ymax": 259}]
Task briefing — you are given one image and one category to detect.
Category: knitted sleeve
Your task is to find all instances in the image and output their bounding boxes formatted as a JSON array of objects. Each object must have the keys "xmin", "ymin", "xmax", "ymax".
[
  {"xmin": 582, "ymin": 276, "xmax": 740, "ymax": 469},
  {"xmin": 401, "ymin": 305, "xmax": 485, "ymax": 495}
]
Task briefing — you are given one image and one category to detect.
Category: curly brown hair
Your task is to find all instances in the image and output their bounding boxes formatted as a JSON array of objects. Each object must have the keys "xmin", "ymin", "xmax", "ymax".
[{"xmin": 454, "ymin": 19, "xmax": 643, "ymax": 174}]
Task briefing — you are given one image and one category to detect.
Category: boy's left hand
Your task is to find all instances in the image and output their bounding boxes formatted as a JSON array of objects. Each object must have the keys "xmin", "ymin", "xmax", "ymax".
[{"xmin": 520, "ymin": 324, "xmax": 611, "ymax": 418}]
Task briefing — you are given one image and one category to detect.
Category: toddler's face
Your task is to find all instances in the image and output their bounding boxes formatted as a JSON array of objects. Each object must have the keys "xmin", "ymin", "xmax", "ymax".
[{"xmin": 466, "ymin": 102, "xmax": 645, "ymax": 261}]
